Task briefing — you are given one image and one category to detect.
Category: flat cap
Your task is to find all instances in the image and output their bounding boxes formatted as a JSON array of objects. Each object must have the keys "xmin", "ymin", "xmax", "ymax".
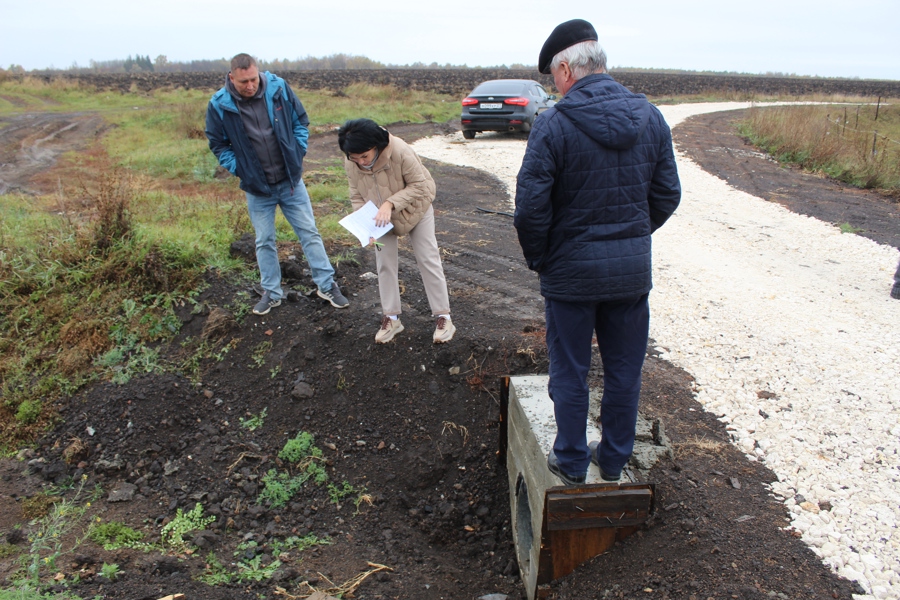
[{"xmin": 538, "ymin": 19, "xmax": 598, "ymax": 74}]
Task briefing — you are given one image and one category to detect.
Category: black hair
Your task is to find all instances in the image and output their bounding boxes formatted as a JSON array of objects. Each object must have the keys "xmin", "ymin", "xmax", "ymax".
[{"xmin": 337, "ymin": 119, "xmax": 390, "ymax": 157}]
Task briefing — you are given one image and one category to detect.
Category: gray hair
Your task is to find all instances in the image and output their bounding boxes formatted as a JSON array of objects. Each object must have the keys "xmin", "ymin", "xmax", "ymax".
[
  {"xmin": 550, "ymin": 40, "xmax": 607, "ymax": 80},
  {"xmin": 230, "ymin": 53, "xmax": 258, "ymax": 71}
]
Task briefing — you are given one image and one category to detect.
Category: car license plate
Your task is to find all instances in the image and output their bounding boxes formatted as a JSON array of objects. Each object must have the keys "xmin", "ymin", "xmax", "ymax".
[{"xmin": 480, "ymin": 103, "xmax": 502, "ymax": 109}]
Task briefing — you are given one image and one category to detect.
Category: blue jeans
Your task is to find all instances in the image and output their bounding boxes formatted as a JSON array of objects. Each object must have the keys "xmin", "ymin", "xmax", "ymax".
[
  {"xmin": 246, "ymin": 180, "xmax": 334, "ymax": 300},
  {"xmin": 545, "ymin": 294, "xmax": 650, "ymax": 478}
]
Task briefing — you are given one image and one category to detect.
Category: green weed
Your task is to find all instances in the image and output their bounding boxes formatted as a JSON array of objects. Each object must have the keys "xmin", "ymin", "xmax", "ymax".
[
  {"xmin": 278, "ymin": 431, "xmax": 322, "ymax": 464},
  {"xmin": 99, "ymin": 562, "xmax": 120, "ymax": 581},
  {"xmin": 330, "ymin": 250, "xmax": 360, "ymax": 269},
  {"xmin": 327, "ymin": 480, "xmax": 359, "ymax": 505},
  {"xmin": 249, "ymin": 341, "xmax": 272, "ymax": 368},
  {"xmin": 269, "ymin": 533, "xmax": 330, "ymax": 556},
  {"xmin": 14, "ymin": 400, "xmax": 41, "ymax": 425},
  {"xmin": 159, "ymin": 503, "xmax": 215, "ymax": 552},
  {"xmin": 0, "ymin": 585, "xmax": 87, "ymax": 599},
  {"xmin": 19, "ymin": 478, "xmax": 92, "ymax": 588},
  {"xmin": 0, "ymin": 543, "xmax": 19, "ymax": 558},
  {"xmin": 258, "ymin": 432, "xmax": 328, "ymax": 507},
  {"xmin": 197, "ymin": 552, "xmax": 233, "ymax": 585},
  {"xmin": 839, "ymin": 222, "xmax": 864, "ymax": 234},
  {"xmin": 88, "ymin": 521, "xmax": 144, "ymax": 550},
  {"xmin": 258, "ymin": 470, "xmax": 310, "ymax": 508},
  {"xmin": 226, "ymin": 291, "xmax": 253, "ymax": 323},
  {"xmin": 235, "ymin": 554, "xmax": 281, "ymax": 582},
  {"xmin": 197, "ymin": 551, "xmax": 233, "ymax": 585},
  {"xmin": 239, "ymin": 408, "xmax": 267, "ymax": 432}
]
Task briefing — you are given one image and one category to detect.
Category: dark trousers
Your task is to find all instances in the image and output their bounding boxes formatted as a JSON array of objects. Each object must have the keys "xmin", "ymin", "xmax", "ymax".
[{"xmin": 545, "ymin": 294, "xmax": 650, "ymax": 477}]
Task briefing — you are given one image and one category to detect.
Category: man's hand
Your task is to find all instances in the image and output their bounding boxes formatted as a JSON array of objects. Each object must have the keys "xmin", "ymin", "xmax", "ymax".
[{"xmin": 375, "ymin": 201, "xmax": 393, "ymax": 227}]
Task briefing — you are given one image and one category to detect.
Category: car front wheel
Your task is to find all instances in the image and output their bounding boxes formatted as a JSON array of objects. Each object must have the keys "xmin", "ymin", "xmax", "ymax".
[{"xmin": 462, "ymin": 130, "xmax": 476, "ymax": 140}]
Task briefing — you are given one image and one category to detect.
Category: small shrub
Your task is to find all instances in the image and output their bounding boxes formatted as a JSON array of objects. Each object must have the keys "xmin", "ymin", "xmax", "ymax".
[{"xmin": 15, "ymin": 400, "xmax": 41, "ymax": 425}]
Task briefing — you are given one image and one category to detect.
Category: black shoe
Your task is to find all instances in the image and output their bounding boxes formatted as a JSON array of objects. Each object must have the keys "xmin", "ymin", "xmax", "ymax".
[
  {"xmin": 547, "ymin": 450, "xmax": 586, "ymax": 486},
  {"xmin": 317, "ymin": 283, "xmax": 349, "ymax": 308},
  {"xmin": 588, "ymin": 440, "xmax": 621, "ymax": 482},
  {"xmin": 892, "ymin": 283, "xmax": 900, "ymax": 299}
]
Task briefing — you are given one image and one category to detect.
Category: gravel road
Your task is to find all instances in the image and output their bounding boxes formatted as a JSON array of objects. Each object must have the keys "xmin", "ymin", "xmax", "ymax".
[{"xmin": 413, "ymin": 102, "xmax": 900, "ymax": 600}]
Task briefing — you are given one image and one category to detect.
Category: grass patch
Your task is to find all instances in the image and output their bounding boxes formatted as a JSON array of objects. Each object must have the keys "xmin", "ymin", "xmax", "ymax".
[
  {"xmin": 301, "ymin": 82, "xmax": 460, "ymax": 127},
  {"xmin": 738, "ymin": 102, "xmax": 900, "ymax": 194},
  {"xmin": 0, "ymin": 169, "xmax": 218, "ymax": 444}
]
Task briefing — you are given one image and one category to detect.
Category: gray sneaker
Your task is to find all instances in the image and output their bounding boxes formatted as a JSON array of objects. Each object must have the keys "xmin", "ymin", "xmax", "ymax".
[
  {"xmin": 253, "ymin": 291, "xmax": 281, "ymax": 315},
  {"xmin": 317, "ymin": 283, "xmax": 349, "ymax": 308}
]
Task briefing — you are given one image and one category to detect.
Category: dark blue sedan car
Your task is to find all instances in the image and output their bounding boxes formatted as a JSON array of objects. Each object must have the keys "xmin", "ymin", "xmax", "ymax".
[{"xmin": 460, "ymin": 79, "xmax": 556, "ymax": 139}]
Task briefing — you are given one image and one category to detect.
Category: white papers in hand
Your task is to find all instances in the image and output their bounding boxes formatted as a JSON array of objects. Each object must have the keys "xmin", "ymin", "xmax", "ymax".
[{"xmin": 338, "ymin": 201, "xmax": 394, "ymax": 247}]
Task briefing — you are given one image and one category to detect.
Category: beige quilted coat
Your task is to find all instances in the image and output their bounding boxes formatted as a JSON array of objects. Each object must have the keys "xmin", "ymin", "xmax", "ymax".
[{"xmin": 344, "ymin": 134, "xmax": 436, "ymax": 236}]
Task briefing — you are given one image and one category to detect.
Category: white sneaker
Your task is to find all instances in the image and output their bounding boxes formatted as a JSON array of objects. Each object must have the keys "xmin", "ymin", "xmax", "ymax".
[
  {"xmin": 432, "ymin": 316, "xmax": 456, "ymax": 344},
  {"xmin": 375, "ymin": 316, "xmax": 404, "ymax": 344}
]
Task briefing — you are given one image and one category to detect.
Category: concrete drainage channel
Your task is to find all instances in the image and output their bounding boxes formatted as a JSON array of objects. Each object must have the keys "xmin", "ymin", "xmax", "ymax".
[{"xmin": 500, "ymin": 376, "xmax": 672, "ymax": 600}]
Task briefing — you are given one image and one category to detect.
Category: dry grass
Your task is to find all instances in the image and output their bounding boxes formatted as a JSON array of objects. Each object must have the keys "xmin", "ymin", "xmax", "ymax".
[
  {"xmin": 674, "ymin": 435, "xmax": 727, "ymax": 457},
  {"xmin": 275, "ymin": 562, "xmax": 393, "ymax": 599},
  {"xmin": 740, "ymin": 102, "xmax": 900, "ymax": 193}
]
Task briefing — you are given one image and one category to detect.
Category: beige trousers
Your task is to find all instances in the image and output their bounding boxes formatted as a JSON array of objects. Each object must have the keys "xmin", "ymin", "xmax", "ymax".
[{"xmin": 375, "ymin": 205, "xmax": 450, "ymax": 316}]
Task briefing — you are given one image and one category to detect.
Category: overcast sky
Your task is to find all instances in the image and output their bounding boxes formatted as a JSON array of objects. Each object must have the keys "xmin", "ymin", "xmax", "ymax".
[{"xmin": 3, "ymin": 0, "xmax": 898, "ymax": 80}]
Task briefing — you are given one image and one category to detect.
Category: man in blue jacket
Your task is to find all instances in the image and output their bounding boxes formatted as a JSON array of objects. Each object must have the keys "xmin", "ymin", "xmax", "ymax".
[
  {"xmin": 514, "ymin": 20, "xmax": 681, "ymax": 485},
  {"xmin": 206, "ymin": 53, "xmax": 348, "ymax": 315}
]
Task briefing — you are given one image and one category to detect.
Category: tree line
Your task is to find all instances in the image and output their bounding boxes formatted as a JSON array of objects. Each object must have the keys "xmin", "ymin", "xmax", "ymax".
[{"xmin": 8, "ymin": 53, "xmax": 536, "ymax": 74}]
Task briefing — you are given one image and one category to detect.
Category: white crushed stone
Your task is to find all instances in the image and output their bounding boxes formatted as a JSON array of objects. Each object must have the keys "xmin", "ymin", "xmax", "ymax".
[{"xmin": 412, "ymin": 102, "xmax": 900, "ymax": 600}]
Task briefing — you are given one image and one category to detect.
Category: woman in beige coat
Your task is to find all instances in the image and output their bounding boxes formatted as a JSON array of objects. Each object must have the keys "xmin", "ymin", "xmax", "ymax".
[{"xmin": 338, "ymin": 119, "xmax": 455, "ymax": 344}]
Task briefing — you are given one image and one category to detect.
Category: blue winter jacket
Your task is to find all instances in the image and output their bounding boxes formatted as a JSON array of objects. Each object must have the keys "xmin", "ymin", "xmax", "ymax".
[
  {"xmin": 513, "ymin": 73, "xmax": 681, "ymax": 303},
  {"xmin": 205, "ymin": 72, "xmax": 310, "ymax": 197}
]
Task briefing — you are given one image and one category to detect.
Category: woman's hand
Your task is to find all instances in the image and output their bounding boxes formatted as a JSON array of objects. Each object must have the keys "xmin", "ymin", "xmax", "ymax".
[{"xmin": 375, "ymin": 201, "xmax": 393, "ymax": 227}]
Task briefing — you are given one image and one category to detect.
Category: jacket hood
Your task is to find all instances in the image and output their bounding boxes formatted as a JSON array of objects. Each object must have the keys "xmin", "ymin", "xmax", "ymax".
[{"xmin": 554, "ymin": 73, "xmax": 652, "ymax": 150}]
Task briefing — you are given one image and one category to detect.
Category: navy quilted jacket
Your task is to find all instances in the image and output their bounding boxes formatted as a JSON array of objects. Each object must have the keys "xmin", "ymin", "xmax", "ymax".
[{"xmin": 514, "ymin": 73, "xmax": 681, "ymax": 303}]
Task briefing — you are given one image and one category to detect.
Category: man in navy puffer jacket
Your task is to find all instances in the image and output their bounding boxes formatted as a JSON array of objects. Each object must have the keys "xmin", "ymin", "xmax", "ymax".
[{"xmin": 514, "ymin": 20, "xmax": 681, "ymax": 485}]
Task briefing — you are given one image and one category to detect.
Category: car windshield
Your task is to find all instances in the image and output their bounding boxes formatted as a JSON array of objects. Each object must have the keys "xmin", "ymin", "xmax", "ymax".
[{"xmin": 472, "ymin": 81, "xmax": 526, "ymax": 96}]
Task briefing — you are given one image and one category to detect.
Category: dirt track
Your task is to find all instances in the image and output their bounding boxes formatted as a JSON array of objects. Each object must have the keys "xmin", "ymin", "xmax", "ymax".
[{"xmin": 0, "ymin": 112, "xmax": 105, "ymax": 194}]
